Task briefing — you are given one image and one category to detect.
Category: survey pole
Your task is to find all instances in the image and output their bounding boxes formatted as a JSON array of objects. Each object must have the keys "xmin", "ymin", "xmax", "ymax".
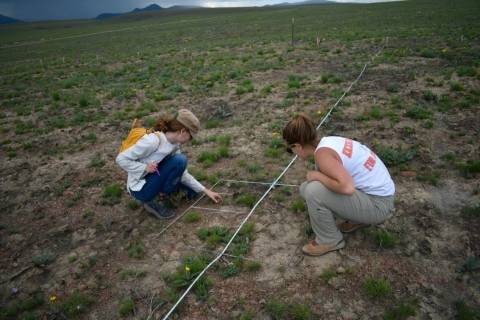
[{"xmin": 292, "ymin": 18, "xmax": 294, "ymax": 46}]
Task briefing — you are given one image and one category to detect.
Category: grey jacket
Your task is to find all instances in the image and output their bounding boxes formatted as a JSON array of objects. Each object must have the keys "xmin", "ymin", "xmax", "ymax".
[{"xmin": 116, "ymin": 131, "xmax": 204, "ymax": 193}]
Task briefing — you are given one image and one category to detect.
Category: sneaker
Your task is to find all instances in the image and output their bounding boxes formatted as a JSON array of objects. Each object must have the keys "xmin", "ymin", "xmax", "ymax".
[
  {"xmin": 302, "ymin": 239, "xmax": 345, "ymax": 256},
  {"xmin": 337, "ymin": 221, "xmax": 366, "ymax": 233},
  {"xmin": 143, "ymin": 200, "xmax": 175, "ymax": 220}
]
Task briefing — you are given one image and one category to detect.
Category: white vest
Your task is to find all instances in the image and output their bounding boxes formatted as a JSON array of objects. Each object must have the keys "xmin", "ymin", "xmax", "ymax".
[{"xmin": 315, "ymin": 137, "xmax": 395, "ymax": 196}]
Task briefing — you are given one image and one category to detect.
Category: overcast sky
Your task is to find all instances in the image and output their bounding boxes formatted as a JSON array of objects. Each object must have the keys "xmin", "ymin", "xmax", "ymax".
[{"xmin": 0, "ymin": 0, "xmax": 398, "ymax": 21}]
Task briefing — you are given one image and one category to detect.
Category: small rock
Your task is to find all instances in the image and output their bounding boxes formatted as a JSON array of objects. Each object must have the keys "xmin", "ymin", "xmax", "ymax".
[
  {"xmin": 259, "ymin": 299, "xmax": 266, "ymax": 304},
  {"xmin": 337, "ymin": 267, "xmax": 346, "ymax": 274}
]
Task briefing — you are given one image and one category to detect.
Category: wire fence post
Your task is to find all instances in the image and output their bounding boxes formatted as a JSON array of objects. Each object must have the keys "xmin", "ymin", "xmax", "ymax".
[{"xmin": 292, "ymin": 18, "xmax": 294, "ymax": 46}]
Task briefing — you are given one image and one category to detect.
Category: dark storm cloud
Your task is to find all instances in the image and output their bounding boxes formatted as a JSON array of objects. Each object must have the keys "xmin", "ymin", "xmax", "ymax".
[
  {"xmin": 0, "ymin": 0, "xmax": 140, "ymax": 21},
  {"xmin": 0, "ymin": 0, "xmax": 399, "ymax": 21}
]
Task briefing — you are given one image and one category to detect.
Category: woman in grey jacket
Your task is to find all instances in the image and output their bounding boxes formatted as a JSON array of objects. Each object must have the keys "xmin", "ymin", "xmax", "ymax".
[{"xmin": 116, "ymin": 109, "xmax": 222, "ymax": 219}]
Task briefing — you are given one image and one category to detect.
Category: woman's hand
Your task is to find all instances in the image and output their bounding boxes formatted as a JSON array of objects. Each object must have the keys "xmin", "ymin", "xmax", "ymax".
[
  {"xmin": 203, "ymin": 189, "xmax": 223, "ymax": 203},
  {"xmin": 306, "ymin": 170, "xmax": 322, "ymax": 183},
  {"xmin": 145, "ymin": 162, "xmax": 158, "ymax": 174}
]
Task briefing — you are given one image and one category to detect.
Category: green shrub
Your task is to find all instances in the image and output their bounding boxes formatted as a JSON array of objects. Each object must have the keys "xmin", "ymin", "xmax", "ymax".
[
  {"xmin": 321, "ymin": 269, "xmax": 337, "ymax": 282},
  {"xmin": 455, "ymin": 254, "xmax": 480, "ymax": 275},
  {"xmin": 60, "ymin": 292, "xmax": 95, "ymax": 317},
  {"xmin": 235, "ymin": 194, "xmax": 256, "ymax": 207},
  {"xmin": 118, "ymin": 299, "xmax": 134, "ymax": 316},
  {"xmin": 197, "ymin": 151, "xmax": 220, "ymax": 163},
  {"xmin": 104, "ymin": 184, "xmax": 122, "ymax": 198},
  {"xmin": 220, "ymin": 264, "xmax": 238, "ymax": 279},
  {"xmin": 457, "ymin": 67, "xmax": 477, "ymax": 77},
  {"xmin": 291, "ymin": 304, "xmax": 312, "ymax": 320},
  {"xmin": 404, "ymin": 105, "xmax": 432, "ymax": 119},
  {"xmin": 184, "ymin": 212, "xmax": 201, "ymax": 222},
  {"xmin": 205, "ymin": 119, "xmax": 220, "ymax": 128},
  {"xmin": 417, "ymin": 171, "xmax": 441, "ymax": 185},
  {"xmin": 384, "ymin": 299, "xmax": 418, "ymax": 320},
  {"xmin": 236, "ymin": 87, "xmax": 247, "ymax": 95},
  {"xmin": 269, "ymin": 137, "xmax": 283, "ymax": 149},
  {"xmin": 126, "ymin": 200, "xmax": 140, "ymax": 210},
  {"xmin": 387, "ymin": 84, "xmax": 398, "ymax": 92},
  {"xmin": 29, "ymin": 249, "xmax": 55, "ymax": 267},
  {"xmin": 247, "ymin": 163, "xmax": 259, "ymax": 173},
  {"xmin": 420, "ymin": 49, "xmax": 435, "ymax": 58},
  {"xmin": 375, "ymin": 231, "xmax": 398, "ymax": 248},
  {"xmin": 363, "ymin": 277, "xmax": 391, "ymax": 299},
  {"xmin": 197, "ymin": 226, "xmax": 232, "ymax": 249},
  {"xmin": 244, "ymin": 261, "xmax": 262, "ymax": 271},
  {"xmin": 291, "ymin": 199, "xmax": 306, "ymax": 212},
  {"xmin": 127, "ymin": 245, "xmax": 146, "ymax": 259},
  {"xmin": 266, "ymin": 300, "xmax": 286, "ymax": 320},
  {"xmin": 461, "ymin": 204, "xmax": 480, "ymax": 217},
  {"xmin": 450, "ymin": 83, "xmax": 464, "ymax": 91},
  {"xmin": 423, "ymin": 90, "xmax": 437, "ymax": 101},
  {"xmin": 376, "ymin": 146, "xmax": 414, "ymax": 166},
  {"xmin": 87, "ymin": 152, "xmax": 106, "ymax": 168}
]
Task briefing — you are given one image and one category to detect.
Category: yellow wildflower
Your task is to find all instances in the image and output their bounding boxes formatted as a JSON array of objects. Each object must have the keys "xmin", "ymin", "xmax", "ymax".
[
  {"xmin": 145, "ymin": 85, "xmax": 151, "ymax": 88},
  {"xmin": 132, "ymin": 88, "xmax": 137, "ymax": 92},
  {"xmin": 273, "ymin": 132, "xmax": 279, "ymax": 136},
  {"xmin": 185, "ymin": 266, "xmax": 190, "ymax": 272},
  {"xmin": 317, "ymin": 111, "xmax": 322, "ymax": 115},
  {"xmin": 50, "ymin": 296, "xmax": 57, "ymax": 302},
  {"xmin": 442, "ymin": 49, "xmax": 447, "ymax": 53}
]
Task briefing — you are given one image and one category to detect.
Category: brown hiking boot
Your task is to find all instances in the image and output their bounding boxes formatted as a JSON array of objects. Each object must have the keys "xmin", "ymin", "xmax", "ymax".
[
  {"xmin": 338, "ymin": 221, "xmax": 366, "ymax": 233},
  {"xmin": 302, "ymin": 239, "xmax": 345, "ymax": 256}
]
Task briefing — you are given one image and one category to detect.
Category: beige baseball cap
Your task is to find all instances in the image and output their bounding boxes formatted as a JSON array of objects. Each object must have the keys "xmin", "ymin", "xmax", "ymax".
[{"xmin": 174, "ymin": 109, "xmax": 200, "ymax": 140}]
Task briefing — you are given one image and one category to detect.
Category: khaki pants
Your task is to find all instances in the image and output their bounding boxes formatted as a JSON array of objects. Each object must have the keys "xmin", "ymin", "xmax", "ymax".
[{"xmin": 300, "ymin": 181, "xmax": 394, "ymax": 245}]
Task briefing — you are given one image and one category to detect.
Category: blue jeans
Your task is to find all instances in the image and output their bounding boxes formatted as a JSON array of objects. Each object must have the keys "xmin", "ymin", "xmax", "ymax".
[{"xmin": 129, "ymin": 154, "xmax": 198, "ymax": 203}]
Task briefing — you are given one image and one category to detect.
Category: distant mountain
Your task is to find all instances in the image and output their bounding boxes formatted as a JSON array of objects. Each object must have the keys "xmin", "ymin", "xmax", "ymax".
[
  {"xmin": 166, "ymin": 5, "xmax": 203, "ymax": 10},
  {"xmin": 0, "ymin": 14, "xmax": 23, "ymax": 24},
  {"xmin": 95, "ymin": 3, "xmax": 202, "ymax": 20},
  {"xmin": 131, "ymin": 4, "xmax": 163, "ymax": 13}
]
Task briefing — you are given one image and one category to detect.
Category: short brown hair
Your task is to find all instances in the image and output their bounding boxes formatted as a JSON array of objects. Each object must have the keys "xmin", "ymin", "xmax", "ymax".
[{"xmin": 282, "ymin": 113, "xmax": 319, "ymax": 147}]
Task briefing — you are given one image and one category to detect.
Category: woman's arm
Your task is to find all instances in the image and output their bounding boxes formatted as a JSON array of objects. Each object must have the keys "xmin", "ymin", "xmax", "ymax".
[
  {"xmin": 202, "ymin": 188, "xmax": 223, "ymax": 203},
  {"xmin": 306, "ymin": 147, "xmax": 355, "ymax": 195},
  {"xmin": 116, "ymin": 134, "xmax": 159, "ymax": 178}
]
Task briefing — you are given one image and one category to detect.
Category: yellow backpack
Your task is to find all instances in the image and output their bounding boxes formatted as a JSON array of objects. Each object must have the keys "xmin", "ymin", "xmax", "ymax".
[{"xmin": 119, "ymin": 118, "xmax": 161, "ymax": 153}]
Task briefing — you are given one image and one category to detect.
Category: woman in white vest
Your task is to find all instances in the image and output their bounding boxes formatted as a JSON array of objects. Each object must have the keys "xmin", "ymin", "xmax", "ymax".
[{"xmin": 283, "ymin": 113, "xmax": 395, "ymax": 256}]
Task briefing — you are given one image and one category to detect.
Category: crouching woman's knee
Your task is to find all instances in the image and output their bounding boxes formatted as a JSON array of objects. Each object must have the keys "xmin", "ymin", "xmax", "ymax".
[
  {"xmin": 300, "ymin": 181, "xmax": 327, "ymax": 201},
  {"xmin": 170, "ymin": 153, "xmax": 188, "ymax": 169}
]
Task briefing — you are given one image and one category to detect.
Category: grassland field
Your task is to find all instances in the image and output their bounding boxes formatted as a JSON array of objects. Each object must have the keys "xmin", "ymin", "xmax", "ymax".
[{"xmin": 0, "ymin": 0, "xmax": 479, "ymax": 318}]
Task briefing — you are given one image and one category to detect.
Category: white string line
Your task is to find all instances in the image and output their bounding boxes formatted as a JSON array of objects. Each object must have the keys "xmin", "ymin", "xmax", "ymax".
[
  {"xmin": 155, "ymin": 179, "xmax": 298, "ymax": 238},
  {"xmin": 0, "ymin": 17, "xmax": 218, "ymax": 49},
  {"xmin": 154, "ymin": 180, "xmax": 222, "ymax": 240},
  {"xmin": 163, "ymin": 41, "xmax": 387, "ymax": 320},
  {"xmin": 315, "ymin": 43, "xmax": 386, "ymax": 131},
  {"xmin": 162, "ymin": 158, "xmax": 299, "ymax": 319},
  {"xmin": 219, "ymin": 179, "xmax": 300, "ymax": 187},
  {"xmin": 159, "ymin": 240, "xmax": 289, "ymax": 268},
  {"xmin": 190, "ymin": 206, "xmax": 247, "ymax": 214}
]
